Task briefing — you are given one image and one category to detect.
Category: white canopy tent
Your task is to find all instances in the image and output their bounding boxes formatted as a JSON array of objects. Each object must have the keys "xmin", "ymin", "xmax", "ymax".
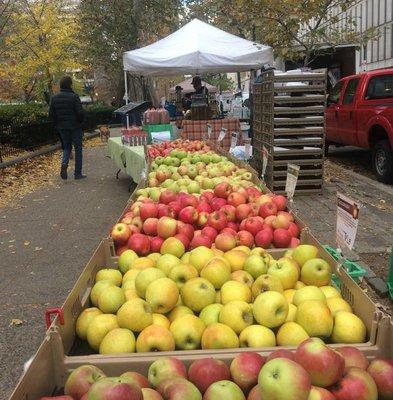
[{"xmin": 123, "ymin": 19, "xmax": 273, "ymax": 102}]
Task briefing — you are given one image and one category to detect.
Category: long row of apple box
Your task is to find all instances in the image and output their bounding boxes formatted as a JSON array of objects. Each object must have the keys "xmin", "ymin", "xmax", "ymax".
[{"xmin": 9, "ymin": 233, "xmax": 393, "ymax": 399}]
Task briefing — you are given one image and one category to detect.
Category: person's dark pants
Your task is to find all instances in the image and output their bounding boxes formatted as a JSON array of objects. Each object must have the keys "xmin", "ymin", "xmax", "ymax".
[{"xmin": 59, "ymin": 128, "xmax": 83, "ymax": 177}]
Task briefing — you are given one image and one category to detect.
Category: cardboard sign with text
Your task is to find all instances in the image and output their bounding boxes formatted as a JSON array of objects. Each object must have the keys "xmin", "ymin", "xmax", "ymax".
[
  {"xmin": 261, "ymin": 146, "xmax": 269, "ymax": 178},
  {"xmin": 285, "ymin": 164, "xmax": 300, "ymax": 199},
  {"xmin": 217, "ymin": 127, "xmax": 227, "ymax": 142},
  {"xmin": 336, "ymin": 192, "xmax": 360, "ymax": 251}
]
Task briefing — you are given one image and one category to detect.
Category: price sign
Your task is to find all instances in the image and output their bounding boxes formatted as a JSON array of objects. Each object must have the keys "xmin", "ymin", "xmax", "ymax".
[
  {"xmin": 336, "ymin": 192, "xmax": 360, "ymax": 251},
  {"xmin": 261, "ymin": 146, "xmax": 269, "ymax": 178},
  {"xmin": 285, "ymin": 164, "xmax": 300, "ymax": 199},
  {"xmin": 230, "ymin": 132, "xmax": 238, "ymax": 149},
  {"xmin": 207, "ymin": 124, "xmax": 212, "ymax": 139},
  {"xmin": 217, "ymin": 128, "xmax": 227, "ymax": 142},
  {"xmin": 244, "ymin": 139, "xmax": 251, "ymax": 159}
]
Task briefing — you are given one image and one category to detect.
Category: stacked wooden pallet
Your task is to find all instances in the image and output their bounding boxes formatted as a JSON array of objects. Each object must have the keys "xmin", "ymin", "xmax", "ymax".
[{"xmin": 252, "ymin": 69, "xmax": 327, "ymax": 195}]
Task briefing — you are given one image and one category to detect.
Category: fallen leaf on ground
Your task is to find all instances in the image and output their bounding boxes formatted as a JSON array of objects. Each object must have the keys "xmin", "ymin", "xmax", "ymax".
[{"xmin": 10, "ymin": 318, "xmax": 23, "ymax": 326}]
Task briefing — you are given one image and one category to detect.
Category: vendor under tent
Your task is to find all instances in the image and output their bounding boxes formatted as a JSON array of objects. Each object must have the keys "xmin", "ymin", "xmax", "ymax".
[{"xmin": 169, "ymin": 78, "xmax": 218, "ymax": 94}]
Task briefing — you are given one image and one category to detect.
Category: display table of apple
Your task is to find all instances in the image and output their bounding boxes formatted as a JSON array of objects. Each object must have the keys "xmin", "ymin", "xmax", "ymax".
[
  {"xmin": 43, "ymin": 340, "xmax": 393, "ymax": 400},
  {"xmin": 147, "ymin": 140, "xmax": 211, "ymax": 159},
  {"xmin": 75, "ymin": 242, "xmax": 367, "ymax": 355}
]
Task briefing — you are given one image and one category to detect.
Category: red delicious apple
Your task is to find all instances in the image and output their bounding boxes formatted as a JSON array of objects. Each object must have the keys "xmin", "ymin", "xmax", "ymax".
[
  {"xmin": 249, "ymin": 203, "xmax": 260, "ymax": 217},
  {"xmin": 64, "ymin": 365, "xmax": 106, "ymax": 399},
  {"xmin": 174, "ymin": 233, "xmax": 190, "ymax": 249},
  {"xmin": 330, "ymin": 367, "xmax": 378, "ymax": 400},
  {"xmin": 288, "ymin": 222, "xmax": 300, "ymax": 238},
  {"xmin": 221, "ymin": 227, "xmax": 237, "ymax": 236},
  {"xmin": 139, "ymin": 203, "xmax": 158, "ymax": 221},
  {"xmin": 197, "ymin": 202, "xmax": 212, "ymax": 213},
  {"xmin": 295, "ymin": 338, "xmax": 345, "ymax": 388},
  {"xmin": 115, "ymin": 245, "xmax": 129, "ymax": 256},
  {"xmin": 259, "ymin": 201, "xmax": 278, "ymax": 218},
  {"xmin": 367, "ymin": 358, "xmax": 393, "ymax": 399},
  {"xmin": 157, "ymin": 204, "xmax": 170, "ymax": 218},
  {"xmin": 180, "ymin": 194, "xmax": 198, "ymax": 208},
  {"xmin": 160, "ymin": 189, "xmax": 177, "ymax": 204},
  {"xmin": 239, "ymin": 219, "xmax": 247, "ymax": 231},
  {"xmin": 178, "ymin": 206, "xmax": 198, "ymax": 224},
  {"xmin": 227, "ymin": 221, "xmax": 239, "ymax": 231},
  {"xmin": 230, "ymin": 352, "xmax": 265, "ymax": 393},
  {"xmin": 188, "ymin": 358, "xmax": 231, "ymax": 394},
  {"xmin": 221, "ymin": 205, "xmax": 237, "ymax": 222},
  {"xmin": 273, "ymin": 228, "xmax": 292, "ymax": 248},
  {"xmin": 120, "ymin": 371, "xmax": 150, "ymax": 389},
  {"xmin": 111, "ymin": 223, "xmax": 131, "ymax": 245},
  {"xmin": 263, "ymin": 215, "xmax": 276, "ymax": 226},
  {"xmin": 149, "ymin": 236, "xmax": 164, "ymax": 253},
  {"xmin": 128, "ymin": 233, "xmax": 151, "ymax": 256},
  {"xmin": 272, "ymin": 194, "xmax": 287, "ymax": 211},
  {"xmin": 201, "ymin": 191, "xmax": 214, "ymax": 203},
  {"xmin": 201, "ymin": 226, "xmax": 218, "ymax": 241},
  {"xmin": 227, "ymin": 192, "xmax": 247, "ymax": 207},
  {"xmin": 156, "ymin": 378, "xmax": 200, "ymax": 400},
  {"xmin": 290, "ymin": 237, "xmax": 301, "ymax": 248},
  {"xmin": 87, "ymin": 377, "xmax": 143, "ymax": 400},
  {"xmin": 189, "ymin": 235, "xmax": 212, "ymax": 249},
  {"xmin": 255, "ymin": 229, "xmax": 273, "ymax": 248},
  {"xmin": 215, "ymin": 232, "xmax": 237, "ymax": 252},
  {"xmin": 236, "ymin": 230, "xmax": 254, "ymax": 248},
  {"xmin": 247, "ymin": 385, "xmax": 261, "ymax": 400},
  {"xmin": 266, "ymin": 349, "xmax": 295, "ymax": 362},
  {"xmin": 177, "ymin": 222, "xmax": 194, "ymax": 240},
  {"xmin": 143, "ymin": 218, "xmax": 158, "ymax": 236},
  {"xmin": 211, "ymin": 197, "xmax": 227, "ymax": 211},
  {"xmin": 157, "ymin": 217, "xmax": 177, "ymax": 239},
  {"xmin": 214, "ymin": 182, "xmax": 232, "ymax": 199},
  {"xmin": 246, "ymin": 187, "xmax": 262, "ymax": 201},
  {"xmin": 244, "ymin": 217, "xmax": 264, "ymax": 237},
  {"xmin": 207, "ymin": 211, "xmax": 227, "ymax": 231},
  {"xmin": 336, "ymin": 347, "xmax": 369, "ymax": 370},
  {"xmin": 236, "ymin": 204, "xmax": 253, "ymax": 221},
  {"xmin": 168, "ymin": 202, "xmax": 182, "ymax": 218}
]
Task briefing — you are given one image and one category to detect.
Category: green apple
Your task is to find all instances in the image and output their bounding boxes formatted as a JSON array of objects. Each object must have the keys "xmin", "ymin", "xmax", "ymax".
[
  {"xmin": 90, "ymin": 280, "xmax": 114, "ymax": 306},
  {"xmin": 244, "ymin": 255, "xmax": 267, "ymax": 279},
  {"xmin": 97, "ymin": 286, "xmax": 125, "ymax": 313},
  {"xmin": 99, "ymin": 328, "xmax": 136, "ymax": 354},
  {"xmin": 117, "ymin": 298, "xmax": 153, "ymax": 332},
  {"xmin": 300, "ymin": 258, "xmax": 332, "ymax": 287},
  {"xmin": 330, "ymin": 311, "xmax": 366, "ymax": 343},
  {"xmin": 253, "ymin": 291, "xmax": 288, "ymax": 328},
  {"xmin": 135, "ymin": 267, "xmax": 166, "ymax": 299},
  {"xmin": 75, "ymin": 307, "xmax": 103, "ymax": 340},
  {"xmin": 168, "ymin": 305, "xmax": 194, "ymax": 322},
  {"xmin": 221, "ymin": 280, "xmax": 252, "ymax": 304},
  {"xmin": 202, "ymin": 178, "xmax": 215, "ymax": 189},
  {"xmin": 181, "ymin": 277, "xmax": 216, "ymax": 312},
  {"xmin": 267, "ymin": 257, "xmax": 299, "ymax": 290},
  {"xmin": 200, "ymin": 257, "xmax": 232, "ymax": 289},
  {"xmin": 169, "ymin": 314, "xmax": 206, "ymax": 350},
  {"xmin": 239, "ymin": 325, "xmax": 276, "ymax": 347},
  {"xmin": 199, "ymin": 303, "xmax": 223, "ymax": 326},
  {"xmin": 168, "ymin": 263, "xmax": 199, "ymax": 289},
  {"xmin": 156, "ymin": 254, "xmax": 181, "ymax": 275},
  {"xmin": 118, "ymin": 250, "xmax": 138, "ymax": 274},
  {"xmin": 145, "ymin": 277, "xmax": 179, "ymax": 314},
  {"xmin": 276, "ymin": 322, "xmax": 309, "ymax": 346},
  {"xmin": 203, "ymin": 380, "xmax": 245, "ymax": 400},
  {"xmin": 189, "ymin": 246, "xmax": 215, "ymax": 273},
  {"xmin": 187, "ymin": 181, "xmax": 201, "ymax": 194},
  {"xmin": 86, "ymin": 314, "xmax": 119, "ymax": 351},
  {"xmin": 95, "ymin": 269, "xmax": 122, "ymax": 286},
  {"xmin": 149, "ymin": 188, "xmax": 161, "ymax": 202},
  {"xmin": 293, "ymin": 286, "xmax": 326, "ymax": 306},
  {"xmin": 219, "ymin": 300, "xmax": 253, "ymax": 334},
  {"xmin": 295, "ymin": 300, "xmax": 333, "ymax": 338},
  {"xmin": 251, "ymin": 274, "xmax": 284, "ymax": 299},
  {"xmin": 292, "ymin": 244, "xmax": 319, "ymax": 267},
  {"xmin": 201, "ymin": 323, "xmax": 239, "ymax": 349}
]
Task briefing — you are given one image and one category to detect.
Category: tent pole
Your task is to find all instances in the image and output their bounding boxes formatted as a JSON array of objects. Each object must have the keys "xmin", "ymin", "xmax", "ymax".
[{"xmin": 124, "ymin": 70, "xmax": 129, "ymax": 104}]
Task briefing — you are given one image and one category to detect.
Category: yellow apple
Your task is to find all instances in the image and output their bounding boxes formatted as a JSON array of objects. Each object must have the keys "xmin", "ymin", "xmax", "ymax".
[
  {"xmin": 156, "ymin": 254, "xmax": 181, "ymax": 275},
  {"xmin": 200, "ymin": 257, "xmax": 232, "ymax": 289},
  {"xmin": 118, "ymin": 249, "xmax": 138, "ymax": 274},
  {"xmin": 330, "ymin": 311, "xmax": 366, "ymax": 343},
  {"xmin": 239, "ymin": 325, "xmax": 276, "ymax": 347},
  {"xmin": 95, "ymin": 269, "xmax": 122, "ymax": 286},
  {"xmin": 167, "ymin": 305, "xmax": 194, "ymax": 322},
  {"xmin": 292, "ymin": 244, "xmax": 319, "ymax": 267},
  {"xmin": 152, "ymin": 313, "xmax": 170, "ymax": 329},
  {"xmin": 160, "ymin": 237, "xmax": 185, "ymax": 258},
  {"xmin": 223, "ymin": 249, "xmax": 248, "ymax": 271},
  {"xmin": 285, "ymin": 303, "xmax": 298, "ymax": 322},
  {"xmin": 122, "ymin": 279, "xmax": 136, "ymax": 292},
  {"xmin": 251, "ymin": 274, "xmax": 284, "ymax": 299},
  {"xmin": 97, "ymin": 286, "xmax": 125, "ymax": 314},
  {"xmin": 99, "ymin": 328, "xmax": 135, "ymax": 354},
  {"xmin": 170, "ymin": 314, "xmax": 206, "ymax": 350},
  {"xmin": 124, "ymin": 288, "xmax": 139, "ymax": 301},
  {"xmin": 300, "ymin": 258, "xmax": 332, "ymax": 287},
  {"xmin": 233, "ymin": 245, "xmax": 251, "ymax": 255},
  {"xmin": 189, "ymin": 246, "xmax": 215, "ymax": 272},
  {"xmin": 76, "ymin": 307, "xmax": 102, "ymax": 340},
  {"xmin": 181, "ymin": 252, "xmax": 190, "ymax": 264},
  {"xmin": 215, "ymin": 290, "xmax": 221, "ymax": 303},
  {"xmin": 276, "ymin": 322, "xmax": 309, "ymax": 346},
  {"xmin": 293, "ymin": 286, "xmax": 326, "ymax": 306},
  {"xmin": 136, "ymin": 325, "xmax": 175, "ymax": 352},
  {"xmin": 219, "ymin": 300, "xmax": 253, "ymax": 334},
  {"xmin": 268, "ymin": 257, "xmax": 299, "ymax": 289},
  {"xmin": 244, "ymin": 254, "xmax": 267, "ymax": 279},
  {"xmin": 181, "ymin": 277, "xmax": 216, "ymax": 312},
  {"xmin": 133, "ymin": 257, "xmax": 155, "ymax": 270},
  {"xmin": 199, "ymin": 303, "xmax": 223, "ymax": 326},
  {"xmin": 327, "ymin": 297, "xmax": 352, "ymax": 316},
  {"xmin": 320, "ymin": 286, "xmax": 342, "ymax": 299},
  {"xmin": 201, "ymin": 323, "xmax": 239, "ymax": 349},
  {"xmin": 117, "ymin": 298, "xmax": 153, "ymax": 332},
  {"xmin": 135, "ymin": 268, "xmax": 166, "ymax": 299},
  {"xmin": 146, "ymin": 277, "xmax": 179, "ymax": 314},
  {"xmin": 253, "ymin": 291, "xmax": 288, "ymax": 328},
  {"xmin": 168, "ymin": 263, "xmax": 198, "ymax": 289},
  {"xmin": 294, "ymin": 281, "xmax": 306, "ymax": 289},
  {"xmin": 284, "ymin": 289, "xmax": 296, "ymax": 304},
  {"xmin": 231, "ymin": 270, "xmax": 254, "ymax": 288},
  {"xmin": 295, "ymin": 300, "xmax": 333, "ymax": 338},
  {"xmin": 86, "ymin": 314, "xmax": 119, "ymax": 351},
  {"xmin": 147, "ymin": 252, "xmax": 161, "ymax": 263},
  {"xmin": 221, "ymin": 280, "xmax": 252, "ymax": 304},
  {"xmin": 122, "ymin": 269, "xmax": 140, "ymax": 282}
]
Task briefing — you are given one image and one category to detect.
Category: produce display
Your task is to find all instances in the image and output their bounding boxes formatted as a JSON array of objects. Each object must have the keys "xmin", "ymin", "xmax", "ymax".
[
  {"xmin": 75, "ymin": 242, "xmax": 367, "ymax": 354},
  {"xmin": 146, "ymin": 140, "xmax": 211, "ymax": 158},
  {"xmin": 41, "ymin": 340, "xmax": 393, "ymax": 400}
]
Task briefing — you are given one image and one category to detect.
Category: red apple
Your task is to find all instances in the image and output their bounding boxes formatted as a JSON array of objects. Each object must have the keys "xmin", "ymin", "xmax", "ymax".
[
  {"xmin": 230, "ymin": 352, "xmax": 265, "ymax": 393},
  {"xmin": 188, "ymin": 358, "xmax": 231, "ymax": 394},
  {"xmin": 180, "ymin": 194, "xmax": 198, "ymax": 208},
  {"xmin": 290, "ymin": 237, "xmax": 301, "ymax": 248},
  {"xmin": 239, "ymin": 219, "xmax": 247, "ymax": 231},
  {"xmin": 197, "ymin": 202, "xmax": 212, "ymax": 213},
  {"xmin": 255, "ymin": 229, "xmax": 273, "ymax": 248},
  {"xmin": 263, "ymin": 215, "xmax": 276, "ymax": 226},
  {"xmin": 221, "ymin": 227, "xmax": 237, "ymax": 237},
  {"xmin": 115, "ymin": 245, "xmax": 129, "ymax": 256},
  {"xmin": 131, "ymin": 217, "xmax": 143, "ymax": 231},
  {"xmin": 288, "ymin": 222, "xmax": 300, "ymax": 238},
  {"xmin": 141, "ymin": 388, "xmax": 163, "ymax": 400},
  {"xmin": 259, "ymin": 201, "xmax": 278, "ymax": 218},
  {"xmin": 189, "ymin": 235, "xmax": 212, "ymax": 249},
  {"xmin": 214, "ymin": 182, "xmax": 232, "ymax": 199},
  {"xmin": 177, "ymin": 222, "xmax": 194, "ymax": 240},
  {"xmin": 227, "ymin": 221, "xmax": 239, "ymax": 231},
  {"xmin": 207, "ymin": 211, "xmax": 227, "ymax": 231},
  {"xmin": 160, "ymin": 189, "xmax": 177, "ymax": 204},
  {"xmin": 150, "ymin": 236, "xmax": 164, "ymax": 253},
  {"xmin": 246, "ymin": 187, "xmax": 262, "ymax": 201},
  {"xmin": 247, "ymin": 385, "xmax": 262, "ymax": 400},
  {"xmin": 272, "ymin": 194, "xmax": 287, "ymax": 211},
  {"xmin": 367, "ymin": 358, "xmax": 393, "ymax": 399},
  {"xmin": 111, "ymin": 223, "xmax": 131, "ymax": 245},
  {"xmin": 174, "ymin": 233, "xmax": 190, "ymax": 249},
  {"xmin": 336, "ymin": 347, "xmax": 369, "ymax": 370},
  {"xmin": 87, "ymin": 377, "xmax": 143, "ymax": 400},
  {"xmin": 278, "ymin": 211, "xmax": 294, "ymax": 222},
  {"xmin": 236, "ymin": 230, "xmax": 254, "ymax": 248},
  {"xmin": 120, "ymin": 371, "xmax": 150, "ymax": 389},
  {"xmin": 178, "ymin": 206, "xmax": 198, "ymax": 224},
  {"xmin": 197, "ymin": 211, "xmax": 209, "ymax": 227},
  {"xmin": 139, "ymin": 203, "xmax": 158, "ymax": 221},
  {"xmin": 211, "ymin": 197, "xmax": 227, "ymax": 211},
  {"xmin": 308, "ymin": 386, "xmax": 336, "ymax": 399},
  {"xmin": 157, "ymin": 217, "xmax": 177, "ymax": 239},
  {"xmin": 215, "ymin": 232, "xmax": 237, "ymax": 252},
  {"xmin": 128, "ymin": 233, "xmax": 150, "ymax": 256},
  {"xmin": 221, "ymin": 205, "xmax": 237, "ymax": 222},
  {"xmin": 168, "ymin": 202, "xmax": 182, "ymax": 218},
  {"xmin": 244, "ymin": 217, "xmax": 264, "ymax": 236},
  {"xmin": 266, "ymin": 349, "xmax": 295, "ymax": 362},
  {"xmin": 271, "ymin": 214, "xmax": 291, "ymax": 230},
  {"xmin": 273, "ymin": 228, "xmax": 292, "ymax": 248},
  {"xmin": 249, "ymin": 203, "xmax": 260, "ymax": 217},
  {"xmin": 64, "ymin": 365, "xmax": 106, "ymax": 399},
  {"xmin": 236, "ymin": 204, "xmax": 253, "ymax": 221},
  {"xmin": 201, "ymin": 191, "xmax": 214, "ymax": 202},
  {"xmin": 157, "ymin": 204, "xmax": 170, "ymax": 218},
  {"xmin": 143, "ymin": 218, "xmax": 158, "ymax": 236},
  {"xmin": 201, "ymin": 226, "xmax": 218, "ymax": 241},
  {"xmin": 227, "ymin": 192, "xmax": 247, "ymax": 207}
]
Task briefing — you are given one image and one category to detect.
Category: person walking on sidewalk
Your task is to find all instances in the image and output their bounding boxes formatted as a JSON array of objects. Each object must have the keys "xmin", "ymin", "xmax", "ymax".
[{"xmin": 49, "ymin": 76, "xmax": 86, "ymax": 180}]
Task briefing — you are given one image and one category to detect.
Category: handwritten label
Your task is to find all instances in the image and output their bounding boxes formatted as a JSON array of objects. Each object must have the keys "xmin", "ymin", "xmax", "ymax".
[
  {"xmin": 261, "ymin": 146, "xmax": 269, "ymax": 178},
  {"xmin": 207, "ymin": 124, "xmax": 212, "ymax": 139},
  {"xmin": 244, "ymin": 139, "xmax": 251, "ymax": 159},
  {"xmin": 285, "ymin": 164, "xmax": 300, "ymax": 199},
  {"xmin": 336, "ymin": 192, "xmax": 360, "ymax": 251},
  {"xmin": 230, "ymin": 132, "xmax": 238, "ymax": 149},
  {"xmin": 217, "ymin": 128, "xmax": 227, "ymax": 142}
]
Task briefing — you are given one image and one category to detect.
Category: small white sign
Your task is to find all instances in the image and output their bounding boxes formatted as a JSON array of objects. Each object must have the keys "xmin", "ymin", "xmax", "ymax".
[
  {"xmin": 244, "ymin": 140, "xmax": 251, "ymax": 159},
  {"xmin": 285, "ymin": 164, "xmax": 300, "ymax": 199},
  {"xmin": 336, "ymin": 192, "xmax": 360, "ymax": 251},
  {"xmin": 207, "ymin": 124, "xmax": 212, "ymax": 139},
  {"xmin": 261, "ymin": 146, "xmax": 269, "ymax": 178},
  {"xmin": 218, "ymin": 128, "xmax": 227, "ymax": 142},
  {"xmin": 230, "ymin": 132, "xmax": 238, "ymax": 149}
]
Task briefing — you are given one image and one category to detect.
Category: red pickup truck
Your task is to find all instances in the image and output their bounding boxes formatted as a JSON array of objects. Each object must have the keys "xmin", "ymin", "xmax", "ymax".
[{"xmin": 325, "ymin": 68, "xmax": 393, "ymax": 183}]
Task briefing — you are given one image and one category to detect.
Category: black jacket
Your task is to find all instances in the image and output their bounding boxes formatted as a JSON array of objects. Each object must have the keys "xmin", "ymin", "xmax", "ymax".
[{"xmin": 49, "ymin": 89, "xmax": 84, "ymax": 130}]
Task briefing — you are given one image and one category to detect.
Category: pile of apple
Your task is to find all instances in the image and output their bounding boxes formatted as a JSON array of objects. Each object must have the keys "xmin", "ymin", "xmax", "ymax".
[
  {"xmin": 75, "ymin": 243, "xmax": 367, "ymax": 356},
  {"xmin": 147, "ymin": 140, "xmax": 210, "ymax": 159},
  {"xmin": 114, "ymin": 184, "xmax": 300, "ymax": 255},
  {"xmin": 45, "ymin": 340, "xmax": 393, "ymax": 400}
]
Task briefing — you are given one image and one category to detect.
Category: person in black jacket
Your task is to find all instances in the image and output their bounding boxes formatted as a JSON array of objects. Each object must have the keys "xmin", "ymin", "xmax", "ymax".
[{"xmin": 49, "ymin": 76, "xmax": 85, "ymax": 180}]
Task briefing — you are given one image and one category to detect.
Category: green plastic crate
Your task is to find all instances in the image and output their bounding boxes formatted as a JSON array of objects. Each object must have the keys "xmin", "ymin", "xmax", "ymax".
[
  {"xmin": 143, "ymin": 124, "xmax": 174, "ymax": 144},
  {"xmin": 324, "ymin": 245, "xmax": 368, "ymax": 287}
]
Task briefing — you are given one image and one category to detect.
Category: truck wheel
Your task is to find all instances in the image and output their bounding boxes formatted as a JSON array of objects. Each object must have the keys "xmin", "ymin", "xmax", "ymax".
[{"xmin": 372, "ymin": 140, "xmax": 393, "ymax": 183}]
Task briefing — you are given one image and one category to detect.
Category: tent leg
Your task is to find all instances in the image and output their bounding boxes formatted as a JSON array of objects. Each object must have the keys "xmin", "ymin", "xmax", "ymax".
[{"xmin": 124, "ymin": 70, "xmax": 129, "ymax": 104}]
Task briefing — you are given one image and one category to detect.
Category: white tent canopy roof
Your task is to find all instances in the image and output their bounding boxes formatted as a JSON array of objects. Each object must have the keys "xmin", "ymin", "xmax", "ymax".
[{"xmin": 123, "ymin": 19, "xmax": 273, "ymax": 76}]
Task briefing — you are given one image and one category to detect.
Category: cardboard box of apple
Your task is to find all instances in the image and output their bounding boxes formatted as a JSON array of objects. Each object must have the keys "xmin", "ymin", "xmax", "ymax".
[
  {"xmin": 147, "ymin": 140, "xmax": 211, "ymax": 159},
  {"xmin": 75, "ymin": 242, "xmax": 367, "ymax": 356},
  {"xmin": 43, "ymin": 339, "xmax": 393, "ymax": 400}
]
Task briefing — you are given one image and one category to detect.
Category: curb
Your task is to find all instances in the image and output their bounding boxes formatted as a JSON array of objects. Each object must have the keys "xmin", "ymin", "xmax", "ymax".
[{"xmin": 0, "ymin": 131, "xmax": 99, "ymax": 170}]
